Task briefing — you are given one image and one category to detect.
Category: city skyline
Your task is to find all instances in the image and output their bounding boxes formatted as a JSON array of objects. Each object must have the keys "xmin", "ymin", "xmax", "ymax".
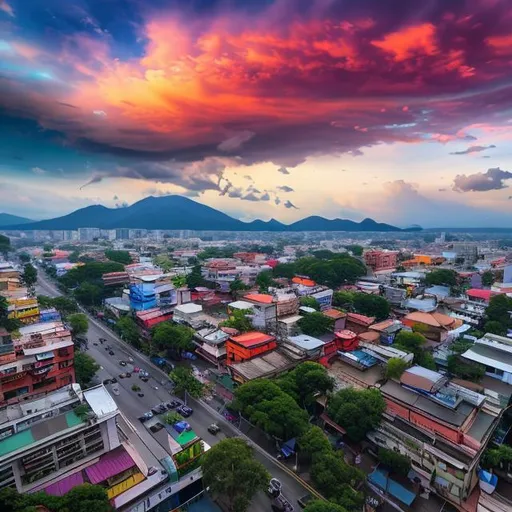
[{"xmin": 2, "ymin": 0, "xmax": 512, "ymax": 227}]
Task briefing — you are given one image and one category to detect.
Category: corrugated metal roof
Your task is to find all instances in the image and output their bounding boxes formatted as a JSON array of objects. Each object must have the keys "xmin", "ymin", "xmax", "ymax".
[
  {"xmin": 85, "ymin": 447, "xmax": 135, "ymax": 484},
  {"xmin": 462, "ymin": 344, "xmax": 512, "ymax": 374},
  {"xmin": 44, "ymin": 471, "xmax": 84, "ymax": 496}
]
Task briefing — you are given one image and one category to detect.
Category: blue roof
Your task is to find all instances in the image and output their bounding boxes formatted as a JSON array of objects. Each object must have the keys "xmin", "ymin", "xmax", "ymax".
[{"xmin": 368, "ymin": 469, "xmax": 416, "ymax": 506}]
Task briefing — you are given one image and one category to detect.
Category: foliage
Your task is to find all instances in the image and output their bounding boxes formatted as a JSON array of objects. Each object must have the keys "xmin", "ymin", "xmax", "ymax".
[
  {"xmin": 163, "ymin": 411, "xmax": 183, "ymax": 424},
  {"xmin": 197, "ymin": 246, "xmax": 237, "ymax": 260},
  {"xmin": 295, "ymin": 255, "xmax": 366, "ymax": 288},
  {"xmin": 447, "ymin": 354, "xmax": 485, "ymax": 382},
  {"xmin": 169, "ymin": 366, "xmax": 205, "ymax": 398},
  {"xmin": 0, "ymin": 234, "xmax": 10, "ymax": 257},
  {"xmin": 332, "ymin": 291, "xmax": 355, "ymax": 309},
  {"xmin": 186, "ymin": 264, "xmax": 206, "ymax": 288},
  {"xmin": 201, "ymin": 438, "xmax": 270, "ymax": 512},
  {"xmin": 393, "ymin": 330, "xmax": 435, "ymax": 368},
  {"xmin": 304, "ymin": 501, "xmax": 349, "ymax": 512},
  {"xmin": 0, "ymin": 484, "xmax": 112, "ymax": 512},
  {"xmin": 51, "ymin": 296, "xmax": 79, "ymax": 316},
  {"xmin": 312, "ymin": 250, "xmax": 336, "ymax": 260},
  {"xmin": 273, "ymin": 262, "xmax": 296, "ymax": 279},
  {"xmin": 352, "ymin": 293, "xmax": 390, "ymax": 321},
  {"xmin": 43, "ymin": 243, "xmax": 53, "ymax": 252},
  {"xmin": 232, "ymin": 379, "xmax": 309, "ymax": 440},
  {"xmin": 417, "ymin": 350, "xmax": 437, "ymax": 370},
  {"xmin": 229, "ymin": 278, "xmax": 249, "ymax": 296},
  {"xmin": 344, "ymin": 245, "xmax": 364, "ymax": 257},
  {"xmin": 277, "ymin": 362, "xmax": 334, "ymax": 407},
  {"xmin": 171, "ymin": 275, "xmax": 187, "ymax": 288},
  {"xmin": 481, "ymin": 270, "xmax": 495, "ymax": 287},
  {"xmin": 299, "ymin": 426, "xmax": 332, "ymax": 459},
  {"xmin": 378, "ymin": 448, "xmax": 411, "ymax": 477},
  {"xmin": 385, "ymin": 358, "xmax": 408, "ymax": 380},
  {"xmin": 60, "ymin": 262, "xmax": 124, "ymax": 288},
  {"xmin": 220, "ymin": 309, "xmax": 253, "ymax": 333},
  {"xmin": 73, "ymin": 404, "xmax": 91, "ymax": 421},
  {"xmin": 116, "ymin": 316, "xmax": 140, "ymax": 347},
  {"xmin": 425, "ymin": 269, "xmax": 458, "ymax": 287},
  {"xmin": 483, "ymin": 445, "xmax": 512, "ymax": 469},
  {"xmin": 486, "ymin": 294, "xmax": 512, "ymax": 329},
  {"xmin": 18, "ymin": 252, "xmax": 30, "ymax": 263},
  {"xmin": 131, "ymin": 384, "xmax": 141, "ymax": 392},
  {"xmin": 74, "ymin": 352, "xmax": 100, "ymax": 388},
  {"xmin": 327, "ymin": 388, "xmax": 385, "ymax": 442},
  {"xmin": 300, "ymin": 296, "xmax": 320, "ymax": 310},
  {"xmin": 74, "ymin": 282, "xmax": 104, "ymax": 306},
  {"xmin": 310, "ymin": 451, "xmax": 365, "ymax": 511},
  {"xmin": 69, "ymin": 250, "xmax": 80, "ymax": 263},
  {"xmin": 255, "ymin": 270, "xmax": 274, "ymax": 292},
  {"xmin": 484, "ymin": 320, "xmax": 507, "ymax": 336},
  {"xmin": 105, "ymin": 250, "xmax": 132, "ymax": 265},
  {"xmin": 152, "ymin": 322, "xmax": 194, "ymax": 352},
  {"xmin": 299, "ymin": 311, "xmax": 333, "ymax": 336},
  {"xmin": 22, "ymin": 263, "xmax": 37, "ymax": 287},
  {"xmin": 153, "ymin": 253, "xmax": 174, "ymax": 272},
  {"xmin": 68, "ymin": 313, "xmax": 88, "ymax": 336}
]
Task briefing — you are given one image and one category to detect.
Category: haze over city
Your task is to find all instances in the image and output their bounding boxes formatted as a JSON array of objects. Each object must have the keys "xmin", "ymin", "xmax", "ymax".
[{"xmin": 2, "ymin": 0, "xmax": 512, "ymax": 227}]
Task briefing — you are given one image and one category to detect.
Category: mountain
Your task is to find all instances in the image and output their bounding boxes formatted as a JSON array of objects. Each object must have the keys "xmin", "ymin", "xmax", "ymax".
[
  {"xmin": 0, "ymin": 213, "xmax": 32, "ymax": 227},
  {"xmin": 6, "ymin": 195, "xmax": 408, "ymax": 232}
]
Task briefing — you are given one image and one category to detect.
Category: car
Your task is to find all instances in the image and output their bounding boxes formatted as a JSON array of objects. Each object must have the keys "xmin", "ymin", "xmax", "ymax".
[
  {"xmin": 207, "ymin": 423, "xmax": 220, "ymax": 435},
  {"xmin": 111, "ymin": 378, "xmax": 118, "ymax": 384},
  {"xmin": 177, "ymin": 405, "xmax": 193, "ymax": 417},
  {"xmin": 102, "ymin": 379, "xmax": 112, "ymax": 385},
  {"xmin": 99, "ymin": 338, "xmax": 107, "ymax": 343},
  {"xmin": 119, "ymin": 361, "xmax": 127, "ymax": 367},
  {"xmin": 125, "ymin": 372, "xmax": 132, "ymax": 378},
  {"xmin": 137, "ymin": 392, "xmax": 145, "ymax": 397},
  {"xmin": 119, "ymin": 373, "xmax": 127, "ymax": 379},
  {"xmin": 128, "ymin": 357, "xmax": 134, "ymax": 363},
  {"xmin": 111, "ymin": 385, "xmax": 120, "ymax": 396},
  {"xmin": 93, "ymin": 342, "xmax": 98, "ymax": 346},
  {"xmin": 109, "ymin": 351, "xmax": 115, "ymax": 356},
  {"xmin": 138, "ymin": 412, "xmax": 153, "ymax": 422},
  {"xmin": 165, "ymin": 400, "xmax": 180, "ymax": 409},
  {"xmin": 151, "ymin": 404, "xmax": 167, "ymax": 414}
]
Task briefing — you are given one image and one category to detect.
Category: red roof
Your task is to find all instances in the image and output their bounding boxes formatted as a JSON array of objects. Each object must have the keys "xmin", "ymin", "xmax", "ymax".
[
  {"xmin": 346, "ymin": 312, "xmax": 376, "ymax": 326},
  {"xmin": 467, "ymin": 289, "xmax": 495, "ymax": 301},
  {"xmin": 230, "ymin": 331, "xmax": 275, "ymax": 347},
  {"xmin": 335, "ymin": 329, "xmax": 357, "ymax": 340},
  {"xmin": 245, "ymin": 293, "xmax": 274, "ymax": 304},
  {"xmin": 292, "ymin": 277, "xmax": 316, "ymax": 287},
  {"xmin": 323, "ymin": 308, "xmax": 346, "ymax": 320}
]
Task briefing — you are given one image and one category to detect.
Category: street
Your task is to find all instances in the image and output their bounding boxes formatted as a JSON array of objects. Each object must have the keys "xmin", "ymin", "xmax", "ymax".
[{"xmin": 36, "ymin": 272, "xmax": 314, "ymax": 511}]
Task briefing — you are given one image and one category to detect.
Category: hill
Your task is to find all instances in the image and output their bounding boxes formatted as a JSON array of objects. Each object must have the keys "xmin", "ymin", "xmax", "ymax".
[
  {"xmin": 0, "ymin": 213, "xmax": 32, "ymax": 227},
  {"xmin": 6, "ymin": 196, "xmax": 406, "ymax": 232}
]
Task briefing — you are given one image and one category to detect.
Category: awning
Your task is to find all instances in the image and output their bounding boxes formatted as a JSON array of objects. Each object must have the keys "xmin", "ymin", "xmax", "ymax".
[
  {"xmin": 320, "ymin": 413, "xmax": 346, "ymax": 434},
  {"xmin": 85, "ymin": 448, "xmax": 135, "ymax": 484}
]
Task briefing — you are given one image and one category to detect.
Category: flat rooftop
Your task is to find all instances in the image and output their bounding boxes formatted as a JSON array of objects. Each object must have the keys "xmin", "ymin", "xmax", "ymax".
[
  {"xmin": 229, "ymin": 348, "xmax": 302, "ymax": 381},
  {"xmin": 328, "ymin": 358, "xmax": 383, "ymax": 389},
  {"xmin": 230, "ymin": 331, "xmax": 275, "ymax": 348}
]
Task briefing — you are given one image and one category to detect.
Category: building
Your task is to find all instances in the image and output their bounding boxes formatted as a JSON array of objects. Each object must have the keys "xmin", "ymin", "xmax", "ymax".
[
  {"xmin": 364, "ymin": 251, "xmax": 398, "ymax": 272},
  {"xmin": 323, "ymin": 309, "xmax": 347, "ymax": 331},
  {"xmin": 243, "ymin": 294, "xmax": 277, "ymax": 330},
  {"xmin": 0, "ymin": 322, "xmax": 75, "ymax": 407},
  {"xmin": 452, "ymin": 242, "xmax": 479, "ymax": 266},
  {"xmin": 193, "ymin": 328, "xmax": 231, "ymax": 367},
  {"xmin": 173, "ymin": 303, "xmax": 204, "ymax": 328},
  {"xmin": 226, "ymin": 331, "xmax": 277, "ymax": 364},
  {"xmin": 78, "ymin": 228, "xmax": 100, "ymax": 242},
  {"xmin": 402, "ymin": 311, "xmax": 462, "ymax": 343},
  {"xmin": 7, "ymin": 298, "xmax": 40, "ymax": 324},
  {"xmin": 345, "ymin": 313, "xmax": 376, "ymax": 334}
]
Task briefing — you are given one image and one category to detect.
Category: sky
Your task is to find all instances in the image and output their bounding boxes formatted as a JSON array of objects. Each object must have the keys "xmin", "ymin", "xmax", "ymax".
[{"xmin": 1, "ymin": 0, "xmax": 512, "ymax": 228}]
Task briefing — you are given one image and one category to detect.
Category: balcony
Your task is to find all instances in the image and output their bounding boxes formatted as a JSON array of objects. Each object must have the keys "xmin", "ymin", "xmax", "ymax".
[{"xmin": 30, "ymin": 364, "xmax": 53, "ymax": 376}]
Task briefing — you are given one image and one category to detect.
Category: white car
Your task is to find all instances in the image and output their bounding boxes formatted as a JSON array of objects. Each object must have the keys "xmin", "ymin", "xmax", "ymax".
[{"xmin": 111, "ymin": 385, "xmax": 120, "ymax": 396}]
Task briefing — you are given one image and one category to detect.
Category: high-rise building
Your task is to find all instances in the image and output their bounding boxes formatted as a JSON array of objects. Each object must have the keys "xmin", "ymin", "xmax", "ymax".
[
  {"xmin": 116, "ymin": 228, "xmax": 130, "ymax": 240},
  {"xmin": 78, "ymin": 228, "xmax": 100, "ymax": 242}
]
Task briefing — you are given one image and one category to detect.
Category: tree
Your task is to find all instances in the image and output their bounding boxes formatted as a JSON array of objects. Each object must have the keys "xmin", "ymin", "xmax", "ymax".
[
  {"xmin": 304, "ymin": 501, "xmax": 349, "ymax": 512},
  {"xmin": 168, "ymin": 366, "xmax": 204, "ymax": 398},
  {"xmin": 332, "ymin": 291, "xmax": 355, "ymax": 310},
  {"xmin": 233, "ymin": 380, "xmax": 309, "ymax": 440},
  {"xmin": 201, "ymin": 438, "xmax": 270, "ymax": 512},
  {"xmin": 0, "ymin": 235, "xmax": 10, "ymax": 258},
  {"xmin": 116, "ymin": 316, "xmax": 140, "ymax": 347},
  {"xmin": 153, "ymin": 253, "xmax": 174, "ymax": 272},
  {"xmin": 300, "ymin": 296, "xmax": 320, "ymax": 310},
  {"xmin": 171, "ymin": 275, "xmax": 187, "ymax": 288},
  {"xmin": 18, "ymin": 252, "xmax": 30, "ymax": 263},
  {"xmin": 256, "ymin": 270, "xmax": 274, "ymax": 292},
  {"xmin": 68, "ymin": 313, "xmax": 88, "ymax": 337},
  {"xmin": 310, "ymin": 451, "xmax": 364, "ymax": 511},
  {"xmin": 344, "ymin": 245, "xmax": 363, "ymax": 257},
  {"xmin": 22, "ymin": 263, "xmax": 37, "ymax": 287},
  {"xmin": 486, "ymin": 294, "xmax": 512, "ymax": 329},
  {"xmin": 352, "ymin": 293, "xmax": 390, "ymax": 321},
  {"xmin": 230, "ymin": 279, "xmax": 249, "ymax": 297},
  {"xmin": 51, "ymin": 296, "xmax": 79, "ymax": 316},
  {"xmin": 484, "ymin": 320, "xmax": 507, "ymax": 336},
  {"xmin": 69, "ymin": 250, "xmax": 80, "ymax": 263},
  {"xmin": 152, "ymin": 322, "xmax": 194, "ymax": 353},
  {"xmin": 482, "ymin": 270, "xmax": 495, "ymax": 287},
  {"xmin": 483, "ymin": 444, "xmax": 512, "ymax": 471},
  {"xmin": 299, "ymin": 311, "xmax": 333, "ymax": 336},
  {"xmin": 186, "ymin": 265, "xmax": 205, "ymax": 288},
  {"xmin": 299, "ymin": 426, "xmax": 332, "ymax": 459},
  {"xmin": 220, "ymin": 309, "xmax": 253, "ymax": 333},
  {"xmin": 74, "ymin": 352, "xmax": 100, "ymax": 388},
  {"xmin": 60, "ymin": 262, "xmax": 124, "ymax": 289},
  {"xmin": 74, "ymin": 282, "xmax": 103, "ymax": 306},
  {"xmin": 273, "ymin": 262, "xmax": 296, "ymax": 279},
  {"xmin": 0, "ymin": 296, "xmax": 19, "ymax": 332},
  {"xmin": 378, "ymin": 448, "xmax": 411, "ymax": 477},
  {"xmin": 327, "ymin": 388, "xmax": 386, "ymax": 442},
  {"xmin": 425, "ymin": 269, "xmax": 457, "ymax": 287},
  {"xmin": 385, "ymin": 358, "xmax": 408, "ymax": 380},
  {"xmin": 104, "ymin": 250, "xmax": 132, "ymax": 265}
]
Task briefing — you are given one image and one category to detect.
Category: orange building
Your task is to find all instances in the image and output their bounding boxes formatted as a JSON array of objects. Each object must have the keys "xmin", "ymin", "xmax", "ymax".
[{"xmin": 226, "ymin": 332, "xmax": 277, "ymax": 363}]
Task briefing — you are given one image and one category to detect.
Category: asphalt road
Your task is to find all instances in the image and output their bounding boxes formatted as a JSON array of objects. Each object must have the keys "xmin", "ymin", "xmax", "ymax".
[{"xmin": 36, "ymin": 272, "xmax": 314, "ymax": 511}]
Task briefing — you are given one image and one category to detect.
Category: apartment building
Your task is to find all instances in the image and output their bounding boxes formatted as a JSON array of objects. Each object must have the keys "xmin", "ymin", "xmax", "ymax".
[
  {"xmin": 0, "ymin": 321, "xmax": 75, "ymax": 407},
  {"xmin": 364, "ymin": 250, "xmax": 398, "ymax": 272}
]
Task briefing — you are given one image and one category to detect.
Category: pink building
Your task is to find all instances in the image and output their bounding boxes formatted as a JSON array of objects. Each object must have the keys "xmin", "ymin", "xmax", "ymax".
[{"xmin": 364, "ymin": 250, "xmax": 398, "ymax": 272}]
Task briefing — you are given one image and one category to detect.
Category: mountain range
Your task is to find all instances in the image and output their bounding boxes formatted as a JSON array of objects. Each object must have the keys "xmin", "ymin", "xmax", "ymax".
[
  {"xmin": 2, "ymin": 196, "xmax": 414, "ymax": 232},
  {"xmin": 0, "ymin": 213, "xmax": 32, "ymax": 227}
]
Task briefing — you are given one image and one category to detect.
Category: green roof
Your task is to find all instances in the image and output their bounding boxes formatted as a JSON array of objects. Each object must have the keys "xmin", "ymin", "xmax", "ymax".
[
  {"xmin": 177, "ymin": 430, "xmax": 198, "ymax": 446},
  {"xmin": 0, "ymin": 429, "xmax": 35, "ymax": 457}
]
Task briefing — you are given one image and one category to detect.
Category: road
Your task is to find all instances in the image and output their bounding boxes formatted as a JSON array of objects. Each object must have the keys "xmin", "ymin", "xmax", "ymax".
[{"xmin": 36, "ymin": 271, "xmax": 314, "ymax": 511}]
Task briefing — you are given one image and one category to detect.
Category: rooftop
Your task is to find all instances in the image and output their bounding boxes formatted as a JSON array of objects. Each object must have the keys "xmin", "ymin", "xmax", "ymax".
[
  {"xmin": 174, "ymin": 303, "xmax": 203, "ymax": 314},
  {"xmin": 228, "ymin": 300, "xmax": 255, "ymax": 311},
  {"xmin": 230, "ymin": 331, "xmax": 275, "ymax": 348},
  {"xmin": 328, "ymin": 358, "xmax": 383, "ymax": 389},
  {"xmin": 288, "ymin": 334, "xmax": 325, "ymax": 351},
  {"xmin": 400, "ymin": 366, "xmax": 448, "ymax": 393},
  {"xmin": 244, "ymin": 293, "xmax": 274, "ymax": 304},
  {"xmin": 229, "ymin": 348, "xmax": 302, "ymax": 381},
  {"xmin": 467, "ymin": 289, "xmax": 495, "ymax": 301},
  {"xmin": 370, "ymin": 319, "xmax": 402, "ymax": 333},
  {"xmin": 403, "ymin": 311, "xmax": 458, "ymax": 328},
  {"xmin": 335, "ymin": 329, "xmax": 357, "ymax": 340},
  {"xmin": 346, "ymin": 313, "xmax": 376, "ymax": 326},
  {"xmin": 83, "ymin": 386, "xmax": 118, "ymax": 419},
  {"xmin": 323, "ymin": 308, "xmax": 346, "ymax": 320},
  {"xmin": 462, "ymin": 343, "xmax": 512, "ymax": 374}
]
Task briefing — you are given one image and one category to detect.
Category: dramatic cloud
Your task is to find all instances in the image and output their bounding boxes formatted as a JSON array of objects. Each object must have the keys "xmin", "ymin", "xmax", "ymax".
[
  {"xmin": 277, "ymin": 185, "xmax": 294, "ymax": 193},
  {"xmin": 453, "ymin": 168, "xmax": 512, "ymax": 192},
  {"xmin": 450, "ymin": 145, "xmax": 496, "ymax": 156},
  {"xmin": 277, "ymin": 167, "xmax": 290, "ymax": 175}
]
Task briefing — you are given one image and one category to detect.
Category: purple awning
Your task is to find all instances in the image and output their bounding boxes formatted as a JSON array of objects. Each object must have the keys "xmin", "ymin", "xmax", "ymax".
[
  {"xmin": 44, "ymin": 471, "xmax": 84, "ymax": 496},
  {"xmin": 85, "ymin": 447, "xmax": 135, "ymax": 484}
]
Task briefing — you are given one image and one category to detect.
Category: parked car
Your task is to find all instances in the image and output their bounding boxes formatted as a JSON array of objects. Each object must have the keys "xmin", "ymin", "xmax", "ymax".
[
  {"xmin": 140, "ymin": 376, "xmax": 149, "ymax": 382},
  {"xmin": 207, "ymin": 423, "xmax": 220, "ymax": 435},
  {"xmin": 138, "ymin": 412, "xmax": 153, "ymax": 422},
  {"xmin": 177, "ymin": 405, "xmax": 193, "ymax": 417},
  {"xmin": 99, "ymin": 338, "xmax": 107, "ymax": 344},
  {"xmin": 119, "ymin": 361, "xmax": 127, "ymax": 367},
  {"xmin": 166, "ymin": 400, "xmax": 180, "ymax": 409},
  {"xmin": 119, "ymin": 373, "xmax": 127, "ymax": 379},
  {"xmin": 109, "ymin": 350, "xmax": 115, "ymax": 356},
  {"xmin": 111, "ymin": 378, "xmax": 118, "ymax": 384},
  {"xmin": 111, "ymin": 385, "xmax": 120, "ymax": 396},
  {"xmin": 151, "ymin": 405, "xmax": 166, "ymax": 415},
  {"xmin": 125, "ymin": 372, "xmax": 132, "ymax": 378},
  {"xmin": 102, "ymin": 379, "xmax": 112, "ymax": 385},
  {"xmin": 137, "ymin": 392, "xmax": 145, "ymax": 397}
]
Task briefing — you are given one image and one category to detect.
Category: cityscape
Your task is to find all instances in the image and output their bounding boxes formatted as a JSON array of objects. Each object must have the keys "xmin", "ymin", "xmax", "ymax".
[{"xmin": 2, "ymin": 1, "xmax": 512, "ymax": 512}]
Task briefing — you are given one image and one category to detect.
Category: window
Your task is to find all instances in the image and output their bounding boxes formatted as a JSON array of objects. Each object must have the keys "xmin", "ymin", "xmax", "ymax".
[
  {"xmin": 59, "ymin": 361, "xmax": 73, "ymax": 369},
  {"xmin": 33, "ymin": 377, "xmax": 56, "ymax": 390},
  {"xmin": 4, "ymin": 387, "xmax": 29, "ymax": 400}
]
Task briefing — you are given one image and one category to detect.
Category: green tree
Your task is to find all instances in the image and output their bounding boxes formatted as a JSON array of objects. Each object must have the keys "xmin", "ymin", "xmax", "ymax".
[
  {"xmin": 299, "ymin": 426, "xmax": 332, "ymax": 459},
  {"xmin": 116, "ymin": 316, "xmax": 140, "ymax": 347},
  {"xmin": 69, "ymin": 250, "xmax": 80, "ymax": 263},
  {"xmin": 0, "ymin": 235, "xmax": 10, "ymax": 258},
  {"xmin": 186, "ymin": 264, "xmax": 205, "ymax": 288},
  {"xmin": 332, "ymin": 291, "xmax": 355, "ymax": 309},
  {"xmin": 327, "ymin": 388, "xmax": 386, "ymax": 442},
  {"xmin": 352, "ymin": 293, "xmax": 390, "ymax": 321},
  {"xmin": 201, "ymin": 438, "xmax": 270, "ymax": 512},
  {"xmin": 484, "ymin": 320, "xmax": 507, "ymax": 336},
  {"xmin": 233, "ymin": 380, "xmax": 309, "ymax": 440},
  {"xmin": 18, "ymin": 252, "xmax": 30, "ymax": 263},
  {"xmin": 60, "ymin": 262, "xmax": 124, "ymax": 288},
  {"xmin": 168, "ymin": 366, "xmax": 204, "ymax": 398},
  {"xmin": 385, "ymin": 358, "xmax": 408, "ymax": 380},
  {"xmin": 220, "ymin": 309, "xmax": 253, "ymax": 333},
  {"xmin": 74, "ymin": 352, "xmax": 100, "ymax": 388},
  {"xmin": 43, "ymin": 243, "xmax": 53, "ymax": 252},
  {"xmin": 229, "ymin": 279, "xmax": 249, "ymax": 297},
  {"xmin": 255, "ymin": 270, "xmax": 274, "ymax": 292},
  {"xmin": 447, "ymin": 354, "xmax": 485, "ymax": 382},
  {"xmin": 59, "ymin": 484, "xmax": 112, "ymax": 512},
  {"xmin": 485, "ymin": 294, "xmax": 512, "ymax": 329},
  {"xmin": 74, "ymin": 282, "xmax": 103, "ymax": 306},
  {"xmin": 481, "ymin": 270, "xmax": 495, "ymax": 287},
  {"xmin": 300, "ymin": 296, "xmax": 320, "ymax": 310},
  {"xmin": 299, "ymin": 311, "xmax": 333, "ymax": 336},
  {"xmin": 105, "ymin": 250, "xmax": 132, "ymax": 265},
  {"xmin": 0, "ymin": 296, "xmax": 19, "ymax": 332},
  {"xmin": 171, "ymin": 275, "xmax": 187, "ymax": 288},
  {"xmin": 310, "ymin": 451, "xmax": 364, "ymax": 511},
  {"xmin": 51, "ymin": 296, "xmax": 79, "ymax": 316},
  {"xmin": 68, "ymin": 313, "xmax": 88, "ymax": 337},
  {"xmin": 378, "ymin": 448, "xmax": 411, "ymax": 477},
  {"xmin": 273, "ymin": 262, "xmax": 296, "ymax": 279},
  {"xmin": 22, "ymin": 263, "xmax": 37, "ymax": 287},
  {"xmin": 304, "ymin": 501, "xmax": 349, "ymax": 512},
  {"xmin": 153, "ymin": 253, "xmax": 174, "ymax": 272},
  {"xmin": 344, "ymin": 245, "xmax": 363, "ymax": 257},
  {"xmin": 152, "ymin": 322, "xmax": 194, "ymax": 352},
  {"xmin": 483, "ymin": 445, "xmax": 512, "ymax": 470},
  {"xmin": 425, "ymin": 269, "xmax": 457, "ymax": 287}
]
